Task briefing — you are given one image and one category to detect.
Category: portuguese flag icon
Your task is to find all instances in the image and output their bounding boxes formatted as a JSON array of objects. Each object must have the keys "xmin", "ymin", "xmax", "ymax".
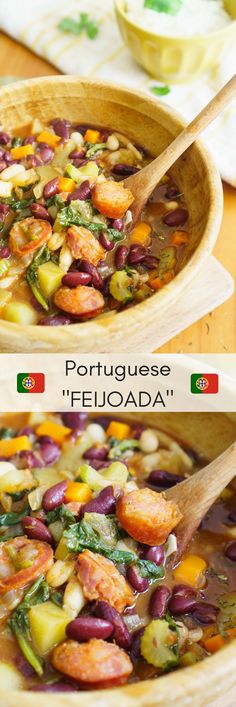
[
  {"xmin": 191, "ymin": 373, "xmax": 219, "ymax": 394},
  {"xmin": 17, "ymin": 373, "xmax": 45, "ymax": 394}
]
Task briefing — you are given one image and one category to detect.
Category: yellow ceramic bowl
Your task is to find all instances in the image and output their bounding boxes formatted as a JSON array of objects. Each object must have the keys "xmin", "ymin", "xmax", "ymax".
[{"xmin": 115, "ymin": 0, "xmax": 236, "ymax": 83}]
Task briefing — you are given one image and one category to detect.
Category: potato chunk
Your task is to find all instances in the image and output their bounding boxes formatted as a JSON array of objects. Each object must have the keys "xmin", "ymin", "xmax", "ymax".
[
  {"xmin": 29, "ymin": 601, "xmax": 70, "ymax": 654},
  {"xmin": 117, "ymin": 488, "xmax": 182, "ymax": 546}
]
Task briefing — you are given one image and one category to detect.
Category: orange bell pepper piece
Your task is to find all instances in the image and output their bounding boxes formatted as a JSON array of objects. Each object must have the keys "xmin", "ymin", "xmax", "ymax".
[
  {"xmin": 171, "ymin": 230, "xmax": 189, "ymax": 246},
  {"xmin": 130, "ymin": 222, "xmax": 152, "ymax": 246},
  {"xmin": 106, "ymin": 421, "xmax": 131, "ymax": 441},
  {"xmin": 37, "ymin": 131, "xmax": 61, "ymax": 148},
  {"xmin": 0, "ymin": 436, "xmax": 32, "ymax": 458},
  {"xmin": 65, "ymin": 482, "xmax": 92, "ymax": 504},
  {"xmin": 84, "ymin": 129, "xmax": 101, "ymax": 144},
  {"xmin": 35, "ymin": 421, "xmax": 71, "ymax": 445},
  {"xmin": 202, "ymin": 628, "xmax": 236, "ymax": 654},
  {"xmin": 149, "ymin": 271, "xmax": 174, "ymax": 291},
  {"xmin": 58, "ymin": 177, "xmax": 76, "ymax": 193},
  {"xmin": 173, "ymin": 554, "xmax": 207, "ymax": 588},
  {"xmin": 10, "ymin": 145, "xmax": 34, "ymax": 159}
]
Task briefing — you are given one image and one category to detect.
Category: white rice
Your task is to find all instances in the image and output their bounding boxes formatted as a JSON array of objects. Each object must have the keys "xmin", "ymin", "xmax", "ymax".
[{"xmin": 125, "ymin": 0, "xmax": 231, "ymax": 37}]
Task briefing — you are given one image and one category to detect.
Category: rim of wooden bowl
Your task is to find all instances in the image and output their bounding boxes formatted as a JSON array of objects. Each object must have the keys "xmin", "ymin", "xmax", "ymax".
[
  {"xmin": 0, "ymin": 76, "xmax": 223, "ymax": 352},
  {"xmin": 0, "ymin": 411, "xmax": 236, "ymax": 706}
]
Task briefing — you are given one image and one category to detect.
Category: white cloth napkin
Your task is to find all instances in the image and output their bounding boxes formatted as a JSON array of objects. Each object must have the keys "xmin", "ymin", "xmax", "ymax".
[{"xmin": 0, "ymin": 0, "xmax": 236, "ymax": 186}]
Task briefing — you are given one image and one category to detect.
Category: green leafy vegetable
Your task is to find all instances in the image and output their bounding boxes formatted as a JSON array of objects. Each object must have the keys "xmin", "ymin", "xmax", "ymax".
[
  {"xmin": 58, "ymin": 206, "xmax": 124, "ymax": 242},
  {"xmin": 0, "ymin": 427, "xmax": 14, "ymax": 439},
  {"xmin": 136, "ymin": 559, "xmax": 165, "ymax": 580},
  {"xmin": 150, "ymin": 85, "xmax": 171, "ymax": 96},
  {"xmin": 11, "ymin": 137, "xmax": 22, "ymax": 148},
  {"xmin": 45, "ymin": 504, "xmax": 75, "ymax": 527},
  {"xmin": 86, "ymin": 142, "xmax": 107, "ymax": 158},
  {"xmin": 58, "ymin": 13, "xmax": 99, "ymax": 40},
  {"xmin": 25, "ymin": 244, "xmax": 51, "ymax": 310},
  {"xmin": 45, "ymin": 195, "xmax": 66, "ymax": 209},
  {"xmin": 4, "ymin": 197, "xmax": 34, "ymax": 212},
  {"xmin": 50, "ymin": 589, "xmax": 63, "ymax": 607},
  {"xmin": 108, "ymin": 438, "xmax": 140, "ymax": 460},
  {"xmin": 144, "ymin": 0, "xmax": 182, "ymax": 14},
  {"xmin": 0, "ymin": 506, "xmax": 29, "ymax": 527},
  {"xmin": 9, "ymin": 576, "xmax": 49, "ymax": 676}
]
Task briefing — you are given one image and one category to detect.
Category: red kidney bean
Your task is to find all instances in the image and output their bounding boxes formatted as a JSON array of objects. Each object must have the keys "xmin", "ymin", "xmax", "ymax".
[
  {"xmin": 93, "ymin": 601, "xmax": 131, "ymax": 650},
  {"xmin": 148, "ymin": 470, "xmax": 184, "ymax": 489},
  {"xmin": 73, "ymin": 158, "xmax": 88, "ymax": 168},
  {"xmin": 126, "ymin": 565, "xmax": 149, "ymax": 593},
  {"xmin": 62, "ymin": 271, "xmax": 92, "ymax": 288},
  {"xmin": 89, "ymin": 459, "xmax": 111, "ymax": 471},
  {"xmin": 132, "ymin": 424, "xmax": 145, "ymax": 439},
  {"xmin": 0, "ymin": 160, "xmax": 7, "ymax": 172},
  {"xmin": 115, "ymin": 245, "xmax": 128, "ymax": 270},
  {"xmin": 37, "ymin": 146, "xmax": 54, "ymax": 164},
  {"xmin": 142, "ymin": 545, "xmax": 164, "ymax": 565},
  {"xmin": 128, "ymin": 244, "xmax": 146, "ymax": 265},
  {"xmin": 38, "ymin": 439, "xmax": 60, "ymax": 465},
  {"xmin": 39, "ymin": 314, "xmax": 72, "ymax": 326},
  {"xmin": 68, "ymin": 180, "xmax": 91, "ymax": 202},
  {"xmin": 228, "ymin": 509, "xmax": 236, "ymax": 523},
  {"xmin": 28, "ymin": 155, "xmax": 43, "ymax": 168},
  {"xmin": 69, "ymin": 149, "xmax": 86, "ymax": 160},
  {"xmin": 112, "ymin": 218, "xmax": 124, "ymax": 231},
  {"xmin": 51, "ymin": 119, "xmax": 71, "ymax": 139},
  {"xmin": 78, "ymin": 260, "xmax": 103, "ymax": 289},
  {"xmin": 61, "ymin": 412, "xmax": 87, "ymax": 430},
  {"xmin": 0, "ymin": 245, "xmax": 10, "ymax": 258},
  {"xmin": 23, "ymin": 136, "xmax": 35, "ymax": 146},
  {"xmin": 31, "ymin": 683, "xmax": 74, "ymax": 692},
  {"xmin": 4, "ymin": 150, "xmax": 12, "ymax": 163},
  {"xmin": 17, "ymin": 425, "xmax": 35, "ymax": 439},
  {"xmin": 168, "ymin": 594, "xmax": 197, "ymax": 615},
  {"xmin": 0, "ymin": 204, "xmax": 10, "ymax": 216},
  {"xmin": 163, "ymin": 208, "xmax": 188, "ymax": 227},
  {"xmin": 42, "ymin": 480, "xmax": 67, "ymax": 511},
  {"xmin": 22, "ymin": 516, "xmax": 53, "ymax": 545},
  {"xmin": 142, "ymin": 256, "xmax": 159, "ymax": 270},
  {"xmin": 0, "ymin": 132, "xmax": 10, "ymax": 145},
  {"xmin": 66, "ymin": 616, "xmax": 114, "ymax": 642},
  {"xmin": 15, "ymin": 652, "xmax": 37, "ymax": 678},
  {"xmin": 149, "ymin": 586, "xmax": 171, "ymax": 618},
  {"xmin": 0, "ymin": 148, "xmax": 4, "ymax": 160},
  {"xmin": 112, "ymin": 164, "xmax": 139, "ymax": 176},
  {"xmin": 191, "ymin": 602, "xmax": 218, "ymax": 625},
  {"xmin": 43, "ymin": 177, "xmax": 59, "ymax": 199},
  {"xmin": 82, "ymin": 486, "xmax": 116, "ymax": 516},
  {"xmin": 225, "ymin": 541, "xmax": 236, "ymax": 561},
  {"xmin": 165, "ymin": 186, "xmax": 180, "ymax": 199},
  {"xmin": 130, "ymin": 628, "xmax": 145, "ymax": 662},
  {"xmin": 30, "ymin": 203, "xmax": 50, "ymax": 220},
  {"xmin": 84, "ymin": 445, "xmax": 108, "ymax": 461},
  {"xmin": 99, "ymin": 232, "xmax": 114, "ymax": 251},
  {"xmin": 18, "ymin": 450, "xmax": 43, "ymax": 469},
  {"xmin": 172, "ymin": 584, "xmax": 197, "ymax": 598}
]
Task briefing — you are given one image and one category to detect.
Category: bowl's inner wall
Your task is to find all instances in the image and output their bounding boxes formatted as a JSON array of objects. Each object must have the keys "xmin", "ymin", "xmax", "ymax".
[{"xmin": 0, "ymin": 82, "xmax": 212, "ymax": 273}]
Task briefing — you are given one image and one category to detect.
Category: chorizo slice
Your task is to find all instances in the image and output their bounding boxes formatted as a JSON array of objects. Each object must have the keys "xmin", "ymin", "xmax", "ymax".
[
  {"xmin": 77, "ymin": 550, "xmax": 133, "ymax": 612},
  {"xmin": 54, "ymin": 285, "xmax": 104, "ymax": 318},
  {"xmin": 9, "ymin": 218, "xmax": 52, "ymax": 257},
  {"xmin": 92, "ymin": 180, "xmax": 134, "ymax": 219},
  {"xmin": 116, "ymin": 488, "xmax": 182, "ymax": 546},
  {"xmin": 0, "ymin": 537, "xmax": 53, "ymax": 595},
  {"xmin": 67, "ymin": 226, "xmax": 104, "ymax": 265},
  {"xmin": 52, "ymin": 638, "xmax": 133, "ymax": 688}
]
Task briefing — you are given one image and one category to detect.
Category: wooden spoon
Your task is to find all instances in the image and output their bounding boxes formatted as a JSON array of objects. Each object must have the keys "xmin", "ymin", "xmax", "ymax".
[
  {"xmin": 124, "ymin": 74, "xmax": 236, "ymax": 224},
  {"xmin": 165, "ymin": 442, "xmax": 236, "ymax": 565}
]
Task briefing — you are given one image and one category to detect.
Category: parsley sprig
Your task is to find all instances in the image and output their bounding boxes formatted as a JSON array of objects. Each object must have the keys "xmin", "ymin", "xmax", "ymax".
[{"xmin": 58, "ymin": 13, "xmax": 99, "ymax": 40}]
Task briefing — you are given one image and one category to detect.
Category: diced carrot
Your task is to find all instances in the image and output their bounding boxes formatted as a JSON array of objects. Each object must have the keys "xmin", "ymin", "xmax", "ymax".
[
  {"xmin": 130, "ymin": 222, "xmax": 152, "ymax": 246},
  {"xmin": 65, "ymin": 482, "xmax": 92, "ymax": 504},
  {"xmin": 58, "ymin": 177, "xmax": 76, "ymax": 193},
  {"xmin": 35, "ymin": 420, "xmax": 71, "ymax": 445},
  {"xmin": 202, "ymin": 628, "xmax": 236, "ymax": 654},
  {"xmin": 173, "ymin": 554, "xmax": 207, "ymax": 588},
  {"xmin": 84, "ymin": 129, "xmax": 101, "ymax": 144},
  {"xmin": 171, "ymin": 230, "xmax": 189, "ymax": 246},
  {"xmin": 149, "ymin": 271, "xmax": 174, "ymax": 291},
  {"xmin": 0, "ymin": 436, "xmax": 32, "ymax": 458},
  {"xmin": 92, "ymin": 180, "xmax": 134, "ymax": 219},
  {"xmin": 37, "ymin": 131, "xmax": 61, "ymax": 147},
  {"xmin": 10, "ymin": 145, "xmax": 34, "ymax": 159},
  {"xmin": 106, "ymin": 421, "xmax": 131, "ymax": 441}
]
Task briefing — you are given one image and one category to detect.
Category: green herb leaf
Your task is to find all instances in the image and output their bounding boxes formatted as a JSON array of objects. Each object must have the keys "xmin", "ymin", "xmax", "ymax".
[
  {"xmin": 58, "ymin": 12, "xmax": 99, "ymax": 40},
  {"xmin": 4, "ymin": 197, "xmax": 34, "ymax": 212},
  {"xmin": 25, "ymin": 244, "xmax": 51, "ymax": 311},
  {"xmin": 150, "ymin": 85, "xmax": 171, "ymax": 96},
  {"xmin": 58, "ymin": 206, "xmax": 124, "ymax": 242},
  {"xmin": 0, "ymin": 427, "xmax": 14, "ymax": 439},
  {"xmin": 45, "ymin": 195, "xmax": 66, "ymax": 209},
  {"xmin": 108, "ymin": 438, "xmax": 140, "ymax": 460},
  {"xmin": 9, "ymin": 576, "xmax": 49, "ymax": 676},
  {"xmin": 0, "ymin": 506, "xmax": 29, "ymax": 527},
  {"xmin": 64, "ymin": 520, "xmax": 136, "ymax": 564},
  {"xmin": 86, "ymin": 142, "xmax": 107, "ymax": 158},
  {"xmin": 136, "ymin": 559, "xmax": 165, "ymax": 580},
  {"xmin": 50, "ymin": 589, "xmax": 63, "ymax": 607},
  {"xmin": 144, "ymin": 0, "xmax": 182, "ymax": 14},
  {"xmin": 46, "ymin": 504, "xmax": 76, "ymax": 527}
]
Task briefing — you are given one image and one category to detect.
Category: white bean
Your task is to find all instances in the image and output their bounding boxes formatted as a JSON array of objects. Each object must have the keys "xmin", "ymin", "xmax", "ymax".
[
  {"xmin": 63, "ymin": 576, "xmax": 86, "ymax": 618},
  {"xmin": 70, "ymin": 131, "xmax": 84, "ymax": 147},
  {"xmin": 106, "ymin": 134, "xmax": 119, "ymax": 151},
  {"xmin": 46, "ymin": 560, "xmax": 74, "ymax": 588},
  {"xmin": 86, "ymin": 423, "xmax": 106, "ymax": 444},
  {"xmin": 140, "ymin": 429, "xmax": 159, "ymax": 454}
]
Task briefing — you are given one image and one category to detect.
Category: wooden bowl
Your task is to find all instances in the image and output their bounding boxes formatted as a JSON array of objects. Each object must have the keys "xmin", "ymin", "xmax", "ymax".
[
  {"xmin": 1, "ymin": 411, "xmax": 236, "ymax": 706},
  {"xmin": 0, "ymin": 76, "xmax": 223, "ymax": 353}
]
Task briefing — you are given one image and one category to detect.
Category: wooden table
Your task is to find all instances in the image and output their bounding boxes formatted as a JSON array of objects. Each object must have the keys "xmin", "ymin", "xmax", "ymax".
[{"xmin": 0, "ymin": 31, "xmax": 235, "ymax": 354}]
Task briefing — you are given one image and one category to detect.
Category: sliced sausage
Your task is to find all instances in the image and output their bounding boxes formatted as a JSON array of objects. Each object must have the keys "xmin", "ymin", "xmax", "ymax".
[
  {"xmin": 0, "ymin": 537, "xmax": 53, "ymax": 595},
  {"xmin": 67, "ymin": 225, "xmax": 104, "ymax": 265},
  {"xmin": 54, "ymin": 285, "xmax": 104, "ymax": 318},
  {"xmin": 52, "ymin": 638, "xmax": 133, "ymax": 688},
  {"xmin": 92, "ymin": 180, "xmax": 134, "ymax": 219},
  {"xmin": 116, "ymin": 488, "xmax": 182, "ymax": 546},
  {"xmin": 9, "ymin": 217, "xmax": 52, "ymax": 256},
  {"xmin": 77, "ymin": 550, "xmax": 133, "ymax": 612}
]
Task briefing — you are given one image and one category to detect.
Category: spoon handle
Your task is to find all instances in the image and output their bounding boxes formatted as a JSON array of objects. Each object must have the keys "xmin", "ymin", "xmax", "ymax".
[{"xmin": 126, "ymin": 73, "xmax": 236, "ymax": 205}]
